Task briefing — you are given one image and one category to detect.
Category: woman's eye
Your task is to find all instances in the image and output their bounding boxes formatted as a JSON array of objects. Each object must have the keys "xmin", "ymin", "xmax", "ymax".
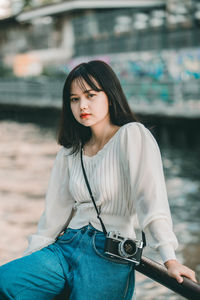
[
  {"xmin": 88, "ymin": 93, "xmax": 96, "ymax": 98},
  {"xmin": 70, "ymin": 97, "xmax": 79, "ymax": 102}
]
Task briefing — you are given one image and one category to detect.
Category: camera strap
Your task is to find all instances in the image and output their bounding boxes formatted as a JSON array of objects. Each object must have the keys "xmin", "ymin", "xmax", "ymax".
[
  {"xmin": 80, "ymin": 144, "xmax": 146, "ymax": 247},
  {"xmin": 80, "ymin": 145, "xmax": 108, "ymax": 235}
]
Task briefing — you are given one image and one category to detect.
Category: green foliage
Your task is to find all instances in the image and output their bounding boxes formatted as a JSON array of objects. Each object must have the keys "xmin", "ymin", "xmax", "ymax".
[
  {"xmin": 22, "ymin": 0, "xmax": 33, "ymax": 9},
  {"xmin": 0, "ymin": 61, "xmax": 14, "ymax": 77},
  {"xmin": 22, "ymin": 0, "xmax": 63, "ymax": 10},
  {"xmin": 41, "ymin": 64, "xmax": 65, "ymax": 79}
]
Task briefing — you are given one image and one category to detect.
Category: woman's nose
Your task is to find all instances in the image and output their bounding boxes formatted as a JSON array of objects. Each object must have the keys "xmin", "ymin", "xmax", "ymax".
[{"xmin": 79, "ymin": 97, "xmax": 88, "ymax": 110}]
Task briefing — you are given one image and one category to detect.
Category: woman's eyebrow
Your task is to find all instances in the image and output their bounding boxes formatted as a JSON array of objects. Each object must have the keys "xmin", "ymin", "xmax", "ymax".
[{"xmin": 70, "ymin": 89, "xmax": 96, "ymax": 96}]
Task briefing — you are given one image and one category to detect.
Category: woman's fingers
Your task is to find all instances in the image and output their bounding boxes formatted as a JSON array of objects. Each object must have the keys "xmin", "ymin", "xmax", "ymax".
[
  {"xmin": 168, "ymin": 265, "xmax": 197, "ymax": 283},
  {"xmin": 168, "ymin": 269, "xmax": 183, "ymax": 283},
  {"xmin": 180, "ymin": 269, "xmax": 197, "ymax": 283},
  {"xmin": 165, "ymin": 260, "xmax": 197, "ymax": 284}
]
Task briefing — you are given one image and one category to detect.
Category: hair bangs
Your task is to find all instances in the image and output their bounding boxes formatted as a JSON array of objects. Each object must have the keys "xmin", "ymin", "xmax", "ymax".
[{"xmin": 72, "ymin": 67, "xmax": 102, "ymax": 93}]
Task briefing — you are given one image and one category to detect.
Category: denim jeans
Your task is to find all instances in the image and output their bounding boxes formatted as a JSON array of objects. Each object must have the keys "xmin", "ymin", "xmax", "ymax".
[{"xmin": 0, "ymin": 223, "xmax": 135, "ymax": 300}]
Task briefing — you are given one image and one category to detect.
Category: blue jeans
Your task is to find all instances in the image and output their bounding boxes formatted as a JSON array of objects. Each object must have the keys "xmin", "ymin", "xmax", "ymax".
[{"xmin": 0, "ymin": 224, "xmax": 135, "ymax": 300}]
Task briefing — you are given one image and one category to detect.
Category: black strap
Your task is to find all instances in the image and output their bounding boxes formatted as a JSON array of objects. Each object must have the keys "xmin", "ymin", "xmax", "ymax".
[
  {"xmin": 142, "ymin": 231, "xmax": 146, "ymax": 248},
  {"xmin": 80, "ymin": 145, "xmax": 107, "ymax": 235},
  {"xmin": 80, "ymin": 143, "xmax": 146, "ymax": 247}
]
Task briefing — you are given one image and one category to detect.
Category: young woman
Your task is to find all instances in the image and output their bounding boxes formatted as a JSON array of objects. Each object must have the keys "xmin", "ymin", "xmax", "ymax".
[{"xmin": 0, "ymin": 60, "xmax": 197, "ymax": 300}]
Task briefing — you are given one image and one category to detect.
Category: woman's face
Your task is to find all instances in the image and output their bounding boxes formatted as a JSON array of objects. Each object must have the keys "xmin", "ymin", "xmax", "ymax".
[{"xmin": 70, "ymin": 78, "xmax": 110, "ymax": 128}]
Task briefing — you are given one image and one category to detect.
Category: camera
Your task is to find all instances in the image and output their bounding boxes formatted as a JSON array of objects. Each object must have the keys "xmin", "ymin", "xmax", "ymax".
[{"xmin": 104, "ymin": 231, "xmax": 144, "ymax": 265}]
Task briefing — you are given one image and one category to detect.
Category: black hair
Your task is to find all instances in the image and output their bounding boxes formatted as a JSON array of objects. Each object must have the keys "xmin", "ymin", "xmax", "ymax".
[{"xmin": 57, "ymin": 60, "xmax": 140, "ymax": 155}]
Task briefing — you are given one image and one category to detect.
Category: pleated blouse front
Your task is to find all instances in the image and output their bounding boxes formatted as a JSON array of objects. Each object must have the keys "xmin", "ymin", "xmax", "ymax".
[{"xmin": 24, "ymin": 122, "xmax": 178, "ymax": 263}]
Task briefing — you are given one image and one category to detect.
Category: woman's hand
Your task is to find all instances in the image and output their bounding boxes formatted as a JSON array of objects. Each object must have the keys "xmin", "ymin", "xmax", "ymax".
[{"xmin": 164, "ymin": 259, "xmax": 197, "ymax": 283}]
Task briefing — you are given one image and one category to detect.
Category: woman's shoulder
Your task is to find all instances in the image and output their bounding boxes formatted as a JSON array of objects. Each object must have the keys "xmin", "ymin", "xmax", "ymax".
[
  {"xmin": 121, "ymin": 121, "xmax": 146, "ymax": 131},
  {"xmin": 55, "ymin": 146, "xmax": 73, "ymax": 160},
  {"xmin": 119, "ymin": 121, "xmax": 157, "ymax": 148},
  {"xmin": 119, "ymin": 121, "xmax": 148, "ymax": 139}
]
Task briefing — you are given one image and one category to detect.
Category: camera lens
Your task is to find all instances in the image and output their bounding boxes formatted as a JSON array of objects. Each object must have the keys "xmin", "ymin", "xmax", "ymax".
[{"xmin": 118, "ymin": 239, "xmax": 137, "ymax": 258}]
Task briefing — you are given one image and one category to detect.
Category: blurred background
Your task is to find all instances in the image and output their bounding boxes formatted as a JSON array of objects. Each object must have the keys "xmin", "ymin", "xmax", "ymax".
[{"xmin": 0, "ymin": 0, "xmax": 200, "ymax": 299}]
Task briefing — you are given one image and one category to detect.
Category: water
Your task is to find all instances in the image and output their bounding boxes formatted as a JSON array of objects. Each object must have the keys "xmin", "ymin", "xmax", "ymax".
[{"xmin": 0, "ymin": 120, "xmax": 199, "ymax": 299}]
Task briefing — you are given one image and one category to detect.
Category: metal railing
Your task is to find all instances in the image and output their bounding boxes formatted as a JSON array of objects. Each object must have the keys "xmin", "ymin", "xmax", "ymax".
[
  {"xmin": 0, "ymin": 78, "xmax": 63, "ymax": 107},
  {"xmin": 0, "ymin": 78, "xmax": 200, "ymax": 104},
  {"xmin": 136, "ymin": 256, "xmax": 200, "ymax": 299}
]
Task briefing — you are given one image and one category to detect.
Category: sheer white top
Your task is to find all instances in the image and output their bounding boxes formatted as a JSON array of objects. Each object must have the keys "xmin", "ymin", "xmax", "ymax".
[{"xmin": 24, "ymin": 122, "xmax": 178, "ymax": 263}]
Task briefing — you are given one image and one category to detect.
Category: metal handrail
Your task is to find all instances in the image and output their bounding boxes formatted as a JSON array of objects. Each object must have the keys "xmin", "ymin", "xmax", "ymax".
[{"xmin": 136, "ymin": 256, "xmax": 200, "ymax": 300}]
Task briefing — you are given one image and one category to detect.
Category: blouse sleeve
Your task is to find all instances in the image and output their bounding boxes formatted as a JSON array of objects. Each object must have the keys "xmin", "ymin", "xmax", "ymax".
[
  {"xmin": 23, "ymin": 147, "xmax": 75, "ymax": 256},
  {"xmin": 121, "ymin": 122, "xmax": 178, "ymax": 263}
]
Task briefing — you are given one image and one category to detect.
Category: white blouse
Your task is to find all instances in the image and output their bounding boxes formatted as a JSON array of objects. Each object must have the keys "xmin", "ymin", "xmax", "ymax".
[{"xmin": 23, "ymin": 122, "xmax": 178, "ymax": 263}]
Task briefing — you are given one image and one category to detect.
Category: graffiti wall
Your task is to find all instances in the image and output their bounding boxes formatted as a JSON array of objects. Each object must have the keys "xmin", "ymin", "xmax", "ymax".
[{"xmin": 65, "ymin": 48, "xmax": 200, "ymax": 107}]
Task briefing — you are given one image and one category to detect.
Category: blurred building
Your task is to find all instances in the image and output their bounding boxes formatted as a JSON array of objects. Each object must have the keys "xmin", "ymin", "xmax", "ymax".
[
  {"xmin": 0, "ymin": 0, "xmax": 200, "ymax": 115},
  {"xmin": 0, "ymin": 0, "xmax": 199, "ymax": 76}
]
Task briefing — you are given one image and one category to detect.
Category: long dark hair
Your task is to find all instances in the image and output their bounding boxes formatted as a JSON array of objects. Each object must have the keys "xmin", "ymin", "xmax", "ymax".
[{"xmin": 57, "ymin": 60, "xmax": 139, "ymax": 155}]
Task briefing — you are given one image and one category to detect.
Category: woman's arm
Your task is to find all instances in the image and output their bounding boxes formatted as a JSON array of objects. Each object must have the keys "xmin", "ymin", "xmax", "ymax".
[
  {"xmin": 23, "ymin": 147, "xmax": 75, "ymax": 256},
  {"xmin": 122, "ymin": 122, "xmax": 197, "ymax": 283}
]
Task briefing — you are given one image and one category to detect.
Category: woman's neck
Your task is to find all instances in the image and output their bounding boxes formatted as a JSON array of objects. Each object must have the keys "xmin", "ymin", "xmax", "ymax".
[{"xmin": 87, "ymin": 123, "xmax": 120, "ymax": 149}]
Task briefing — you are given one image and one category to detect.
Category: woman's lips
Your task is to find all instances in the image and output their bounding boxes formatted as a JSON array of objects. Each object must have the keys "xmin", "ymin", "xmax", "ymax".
[{"xmin": 80, "ymin": 114, "xmax": 91, "ymax": 119}]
